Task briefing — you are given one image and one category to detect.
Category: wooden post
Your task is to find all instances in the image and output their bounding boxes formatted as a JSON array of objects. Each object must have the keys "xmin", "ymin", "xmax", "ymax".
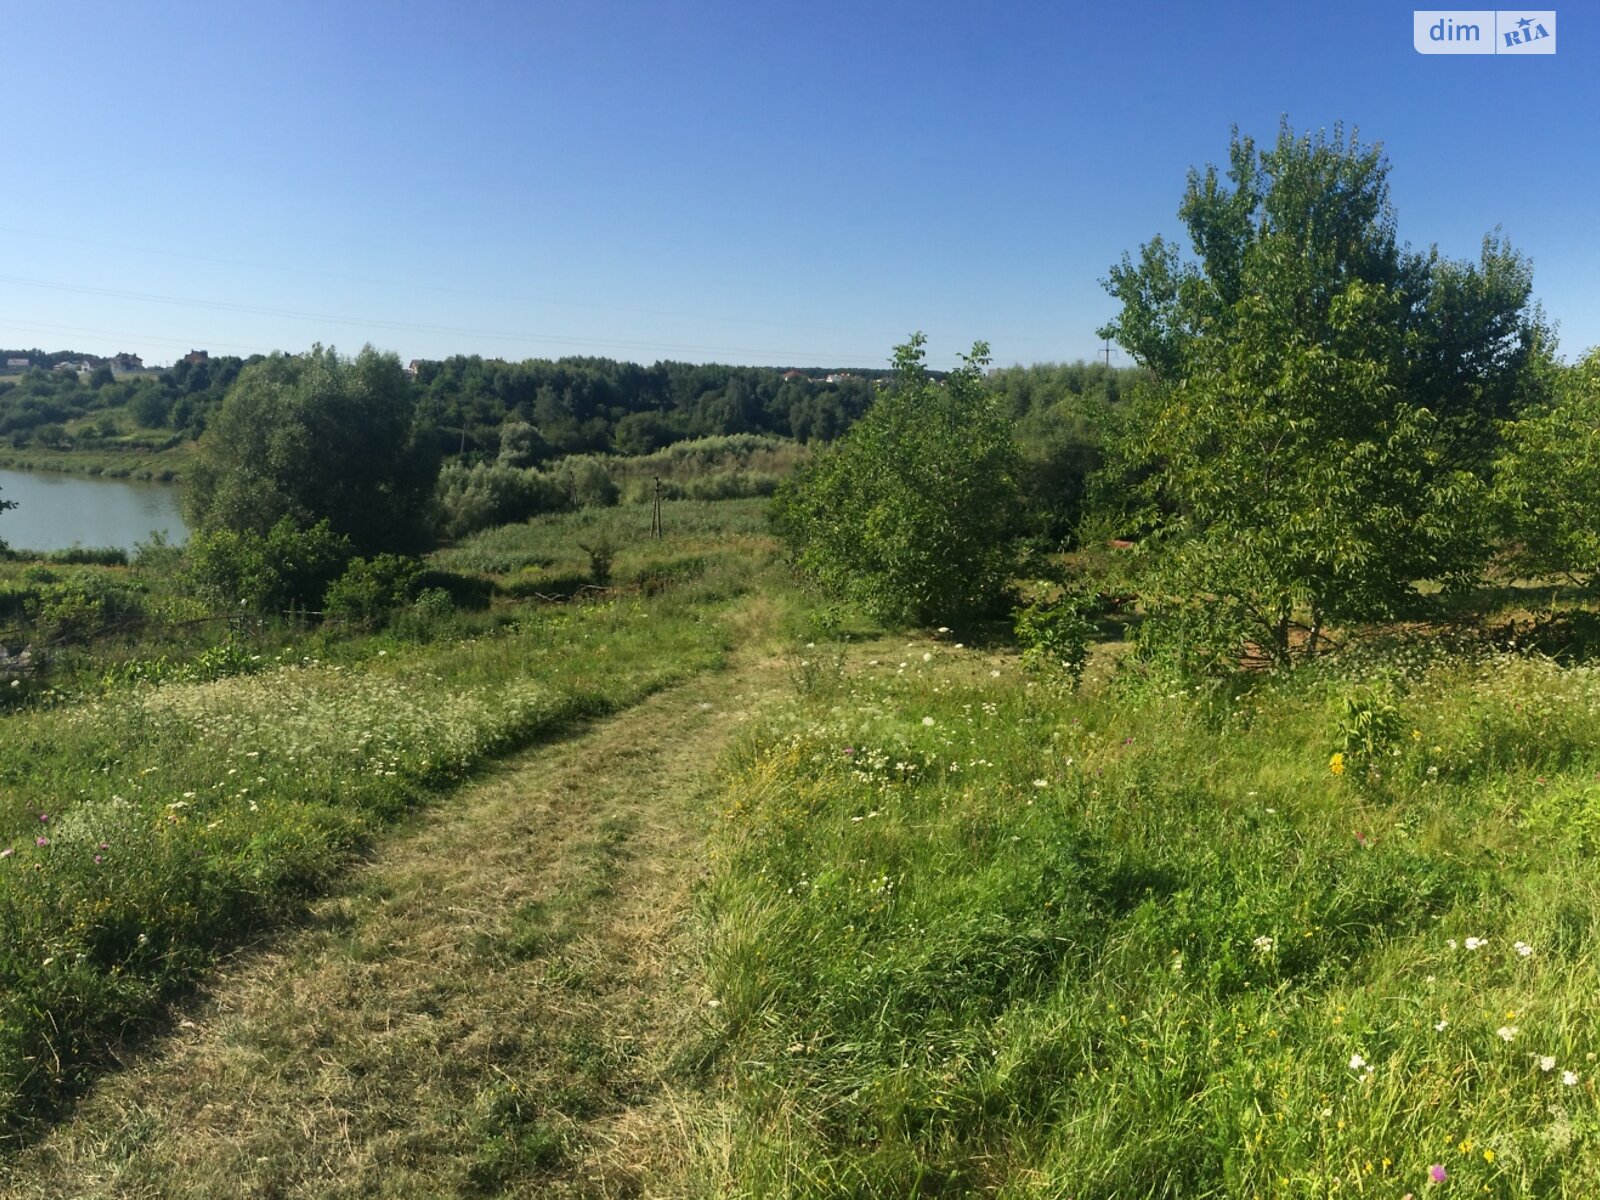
[{"xmin": 651, "ymin": 476, "xmax": 663, "ymax": 538}]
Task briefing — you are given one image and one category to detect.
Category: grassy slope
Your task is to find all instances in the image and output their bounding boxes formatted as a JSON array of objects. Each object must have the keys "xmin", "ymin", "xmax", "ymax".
[
  {"xmin": 0, "ymin": 545, "xmax": 753, "ymax": 1144},
  {"xmin": 0, "ymin": 595, "xmax": 796, "ymax": 1198},
  {"xmin": 699, "ymin": 635, "xmax": 1600, "ymax": 1197}
]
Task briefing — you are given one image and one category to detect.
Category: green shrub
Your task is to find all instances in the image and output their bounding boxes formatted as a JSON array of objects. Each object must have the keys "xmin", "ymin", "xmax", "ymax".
[
  {"xmin": 772, "ymin": 334, "xmax": 1024, "ymax": 626},
  {"xmin": 1013, "ymin": 592, "xmax": 1098, "ymax": 689},
  {"xmin": 46, "ymin": 546, "xmax": 129, "ymax": 567},
  {"xmin": 435, "ymin": 462, "xmax": 571, "ymax": 540},
  {"xmin": 324, "ymin": 554, "xmax": 424, "ymax": 629},
  {"xmin": 186, "ymin": 517, "xmax": 352, "ymax": 614}
]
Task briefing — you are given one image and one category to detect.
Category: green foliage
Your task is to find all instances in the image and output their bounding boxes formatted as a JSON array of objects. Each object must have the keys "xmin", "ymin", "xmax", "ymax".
[
  {"xmin": 1100, "ymin": 123, "xmax": 1510, "ymax": 663},
  {"xmin": 29, "ymin": 575, "xmax": 148, "ymax": 645},
  {"xmin": 495, "ymin": 419, "xmax": 553, "ymax": 469},
  {"xmin": 183, "ymin": 345, "xmax": 439, "ymax": 555},
  {"xmin": 1012, "ymin": 592, "xmax": 1097, "ymax": 688},
  {"xmin": 773, "ymin": 334, "xmax": 1025, "ymax": 626},
  {"xmin": 1335, "ymin": 682, "xmax": 1404, "ymax": 763},
  {"xmin": 1492, "ymin": 349, "xmax": 1600, "ymax": 583},
  {"xmin": 576, "ymin": 537, "xmax": 616, "ymax": 587},
  {"xmin": 44, "ymin": 545, "xmax": 128, "ymax": 567},
  {"xmin": 324, "ymin": 554, "xmax": 424, "ymax": 629},
  {"xmin": 551, "ymin": 456, "xmax": 619, "ymax": 508},
  {"xmin": 435, "ymin": 462, "xmax": 572, "ymax": 540},
  {"xmin": 185, "ymin": 517, "xmax": 352, "ymax": 614}
]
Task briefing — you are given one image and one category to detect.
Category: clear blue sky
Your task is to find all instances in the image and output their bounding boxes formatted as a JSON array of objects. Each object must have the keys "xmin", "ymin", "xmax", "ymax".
[{"xmin": 3, "ymin": 1, "xmax": 1594, "ymax": 369}]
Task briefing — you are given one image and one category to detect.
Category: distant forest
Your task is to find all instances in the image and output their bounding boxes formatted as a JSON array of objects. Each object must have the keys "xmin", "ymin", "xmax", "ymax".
[{"xmin": 0, "ymin": 349, "xmax": 1142, "ymax": 465}]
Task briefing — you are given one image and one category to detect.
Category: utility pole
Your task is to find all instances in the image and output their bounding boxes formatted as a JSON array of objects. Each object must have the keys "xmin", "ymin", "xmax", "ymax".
[
  {"xmin": 651, "ymin": 476, "xmax": 663, "ymax": 539},
  {"xmin": 1100, "ymin": 338, "xmax": 1118, "ymax": 368}
]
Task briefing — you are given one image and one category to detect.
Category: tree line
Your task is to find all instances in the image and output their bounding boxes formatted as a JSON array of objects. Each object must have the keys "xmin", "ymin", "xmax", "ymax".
[{"xmin": 0, "ymin": 350, "xmax": 900, "ymax": 456}]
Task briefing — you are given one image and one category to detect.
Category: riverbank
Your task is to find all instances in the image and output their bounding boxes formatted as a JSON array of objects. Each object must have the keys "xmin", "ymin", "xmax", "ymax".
[{"xmin": 0, "ymin": 443, "xmax": 193, "ymax": 482}]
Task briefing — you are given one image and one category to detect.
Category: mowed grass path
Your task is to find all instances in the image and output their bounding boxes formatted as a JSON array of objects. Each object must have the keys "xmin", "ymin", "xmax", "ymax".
[{"xmin": 1, "ymin": 605, "xmax": 793, "ymax": 1198}]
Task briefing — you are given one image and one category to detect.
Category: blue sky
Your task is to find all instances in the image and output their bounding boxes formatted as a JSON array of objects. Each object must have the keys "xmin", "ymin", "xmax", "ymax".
[{"xmin": 3, "ymin": 1, "xmax": 1593, "ymax": 369}]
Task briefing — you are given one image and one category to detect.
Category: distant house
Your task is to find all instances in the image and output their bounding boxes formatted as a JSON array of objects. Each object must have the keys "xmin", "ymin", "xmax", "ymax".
[
  {"xmin": 109, "ymin": 352, "xmax": 144, "ymax": 372},
  {"xmin": 406, "ymin": 359, "xmax": 426, "ymax": 376},
  {"xmin": 54, "ymin": 360, "xmax": 90, "ymax": 374},
  {"xmin": 783, "ymin": 370, "xmax": 808, "ymax": 381},
  {"xmin": 182, "ymin": 349, "xmax": 209, "ymax": 365},
  {"xmin": 3, "ymin": 357, "xmax": 28, "ymax": 370}
]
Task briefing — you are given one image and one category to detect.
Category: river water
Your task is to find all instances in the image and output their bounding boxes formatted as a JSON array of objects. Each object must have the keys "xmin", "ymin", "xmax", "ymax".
[{"xmin": 0, "ymin": 467, "xmax": 188, "ymax": 553}]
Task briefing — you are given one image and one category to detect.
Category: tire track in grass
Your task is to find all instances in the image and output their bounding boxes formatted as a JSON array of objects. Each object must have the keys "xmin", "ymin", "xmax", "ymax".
[{"xmin": 0, "ymin": 643, "xmax": 790, "ymax": 1199}]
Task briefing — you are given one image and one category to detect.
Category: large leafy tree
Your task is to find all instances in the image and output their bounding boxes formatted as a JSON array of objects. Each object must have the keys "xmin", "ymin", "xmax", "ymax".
[
  {"xmin": 773, "ymin": 334, "xmax": 1023, "ymax": 625},
  {"xmin": 184, "ymin": 345, "xmax": 439, "ymax": 555},
  {"xmin": 1098, "ymin": 122, "xmax": 1539, "ymax": 664},
  {"xmin": 1492, "ymin": 350, "xmax": 1600, "ymax": 585}
]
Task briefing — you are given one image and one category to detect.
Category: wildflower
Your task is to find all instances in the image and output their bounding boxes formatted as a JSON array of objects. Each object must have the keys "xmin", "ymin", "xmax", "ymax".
[
  {"xmin": 0, "ymin": 848, "xmax": 12, "ymax": 859},
  {"xmin": 937, "ymin": 626, "xmax": 951, "ymax": 634},
  {"xmin": 1514, "ymin": 941, "xmax": 1533, "ymax": 957},
  {"xmin": 37, "ymin": 813, "xmax": 48, "ymax": 823},
  {"xmin": 1435, "ymin": 1019, "xmax": 1449, "ymax": 1032},
  {"xmin": 1447, "ymin": 938, "xmax": 1458, "ymax": 950},
  {"xmin": 1563, "ymin": 1070, "xmax": 1579, "ymax": 1086},
  {"xmin": 1463, "ymin": 936, "xmax": 1485, "ymax": 951},
  {"xmin": 1497, "ymin": 1025, "xmax": 1518, "ymax": 1042},
  {"xmin": 1483, "ymin": 1149, "xmax": 1494, "ymax": 1164},
  {"xmin": 922, "ymin": 716, "xmax": 935, "ymax": 726},
  {"xmin": 1329, "ymin": 752, "xmax": 1345, "ymax": 776},
  {"xmin": 1348, "ymin": 1053, "xmax": 1373, "ymax": 1073},
  {"xmin": 990, "ymin": 669, "xmax": 1000, "ymax": 678},
  {"xmin": 35, "ymin": 836, "xmax": 48, "ymax": 848},
  {"xmin": 922, "ymin": 652, "xmax": 932, "ymax": 663},
  {"xmin": 1033, "ymin": 778, "xmax": 1049, "ymax": 789},
  {"xmin": 1539, "ymin": 1056, "xmax": 1557, "ymax": 1072},
  {"xmin": 1429, "ymin": 1164, "xmax": 1448, "ymax": 1182},
  {"xmin": 1253, "ymin": 935, "xmax": 1275, "ymax": 954}
]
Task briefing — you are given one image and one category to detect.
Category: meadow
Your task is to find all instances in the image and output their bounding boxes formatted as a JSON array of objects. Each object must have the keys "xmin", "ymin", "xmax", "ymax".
[
  {"xmin": 697, "ymin": 628, "xmax": 1600, "ymax": 1196},
  {"xmin": 0, "ymin": 500, "xmax": 769, "ymax": 1145},
  {"xmin": 6, "ymin": 493, "xmax": 1600, "ymax": 1195}
]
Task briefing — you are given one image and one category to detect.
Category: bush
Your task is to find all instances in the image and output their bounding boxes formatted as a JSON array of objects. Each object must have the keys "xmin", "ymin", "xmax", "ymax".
[
  {"xmin": 46, "ymin": 545, "xmax": 129, "ymax": 567},
  {"xmin": 553, "ymin": 457, "xmax": 619, "ymax": 508},
  {"xmin": 31, "ymin": 576, "xmax": 148, "ymax": 644},
  {"xmin": 435, "ymin": 462, "xmax": 571, "ymax": 539},
  {"xmin": 773, "ymin": 334, "xmax": 1025, "ymax": 625},
  {"xmin": 324, "ymin": 554, "xmax": 424, "ymax": 629},
  {"xmin": 1013, "ymin": 592, "xmax": 1098, "ymax": 689},
  {"xmin": 186, "ymin": 517, "xmax": 352, "ymax": 614}
]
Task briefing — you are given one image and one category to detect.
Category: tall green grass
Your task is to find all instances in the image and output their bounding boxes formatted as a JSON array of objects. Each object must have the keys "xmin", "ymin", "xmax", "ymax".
[
  {"xmin": 701, "ymin": 637, "xmax": 1600, "ymax": 1196},
  {"xmin": 432, "ymin": 497, "xmax": 772, "ymax": 577}
]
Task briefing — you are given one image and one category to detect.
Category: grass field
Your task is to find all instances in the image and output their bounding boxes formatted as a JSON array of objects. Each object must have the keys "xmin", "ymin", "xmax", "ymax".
[
  {"xmin": 0, "ymin": 567, "xmax": 745, "ymax": 1144},
  {"xmin": 8, "ymin": 491, "xmax": 1600, "ymax": 1195},
  {"xmin": 698, "ymin": 631, "xmax": 1600, "ymax": 1196}
]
